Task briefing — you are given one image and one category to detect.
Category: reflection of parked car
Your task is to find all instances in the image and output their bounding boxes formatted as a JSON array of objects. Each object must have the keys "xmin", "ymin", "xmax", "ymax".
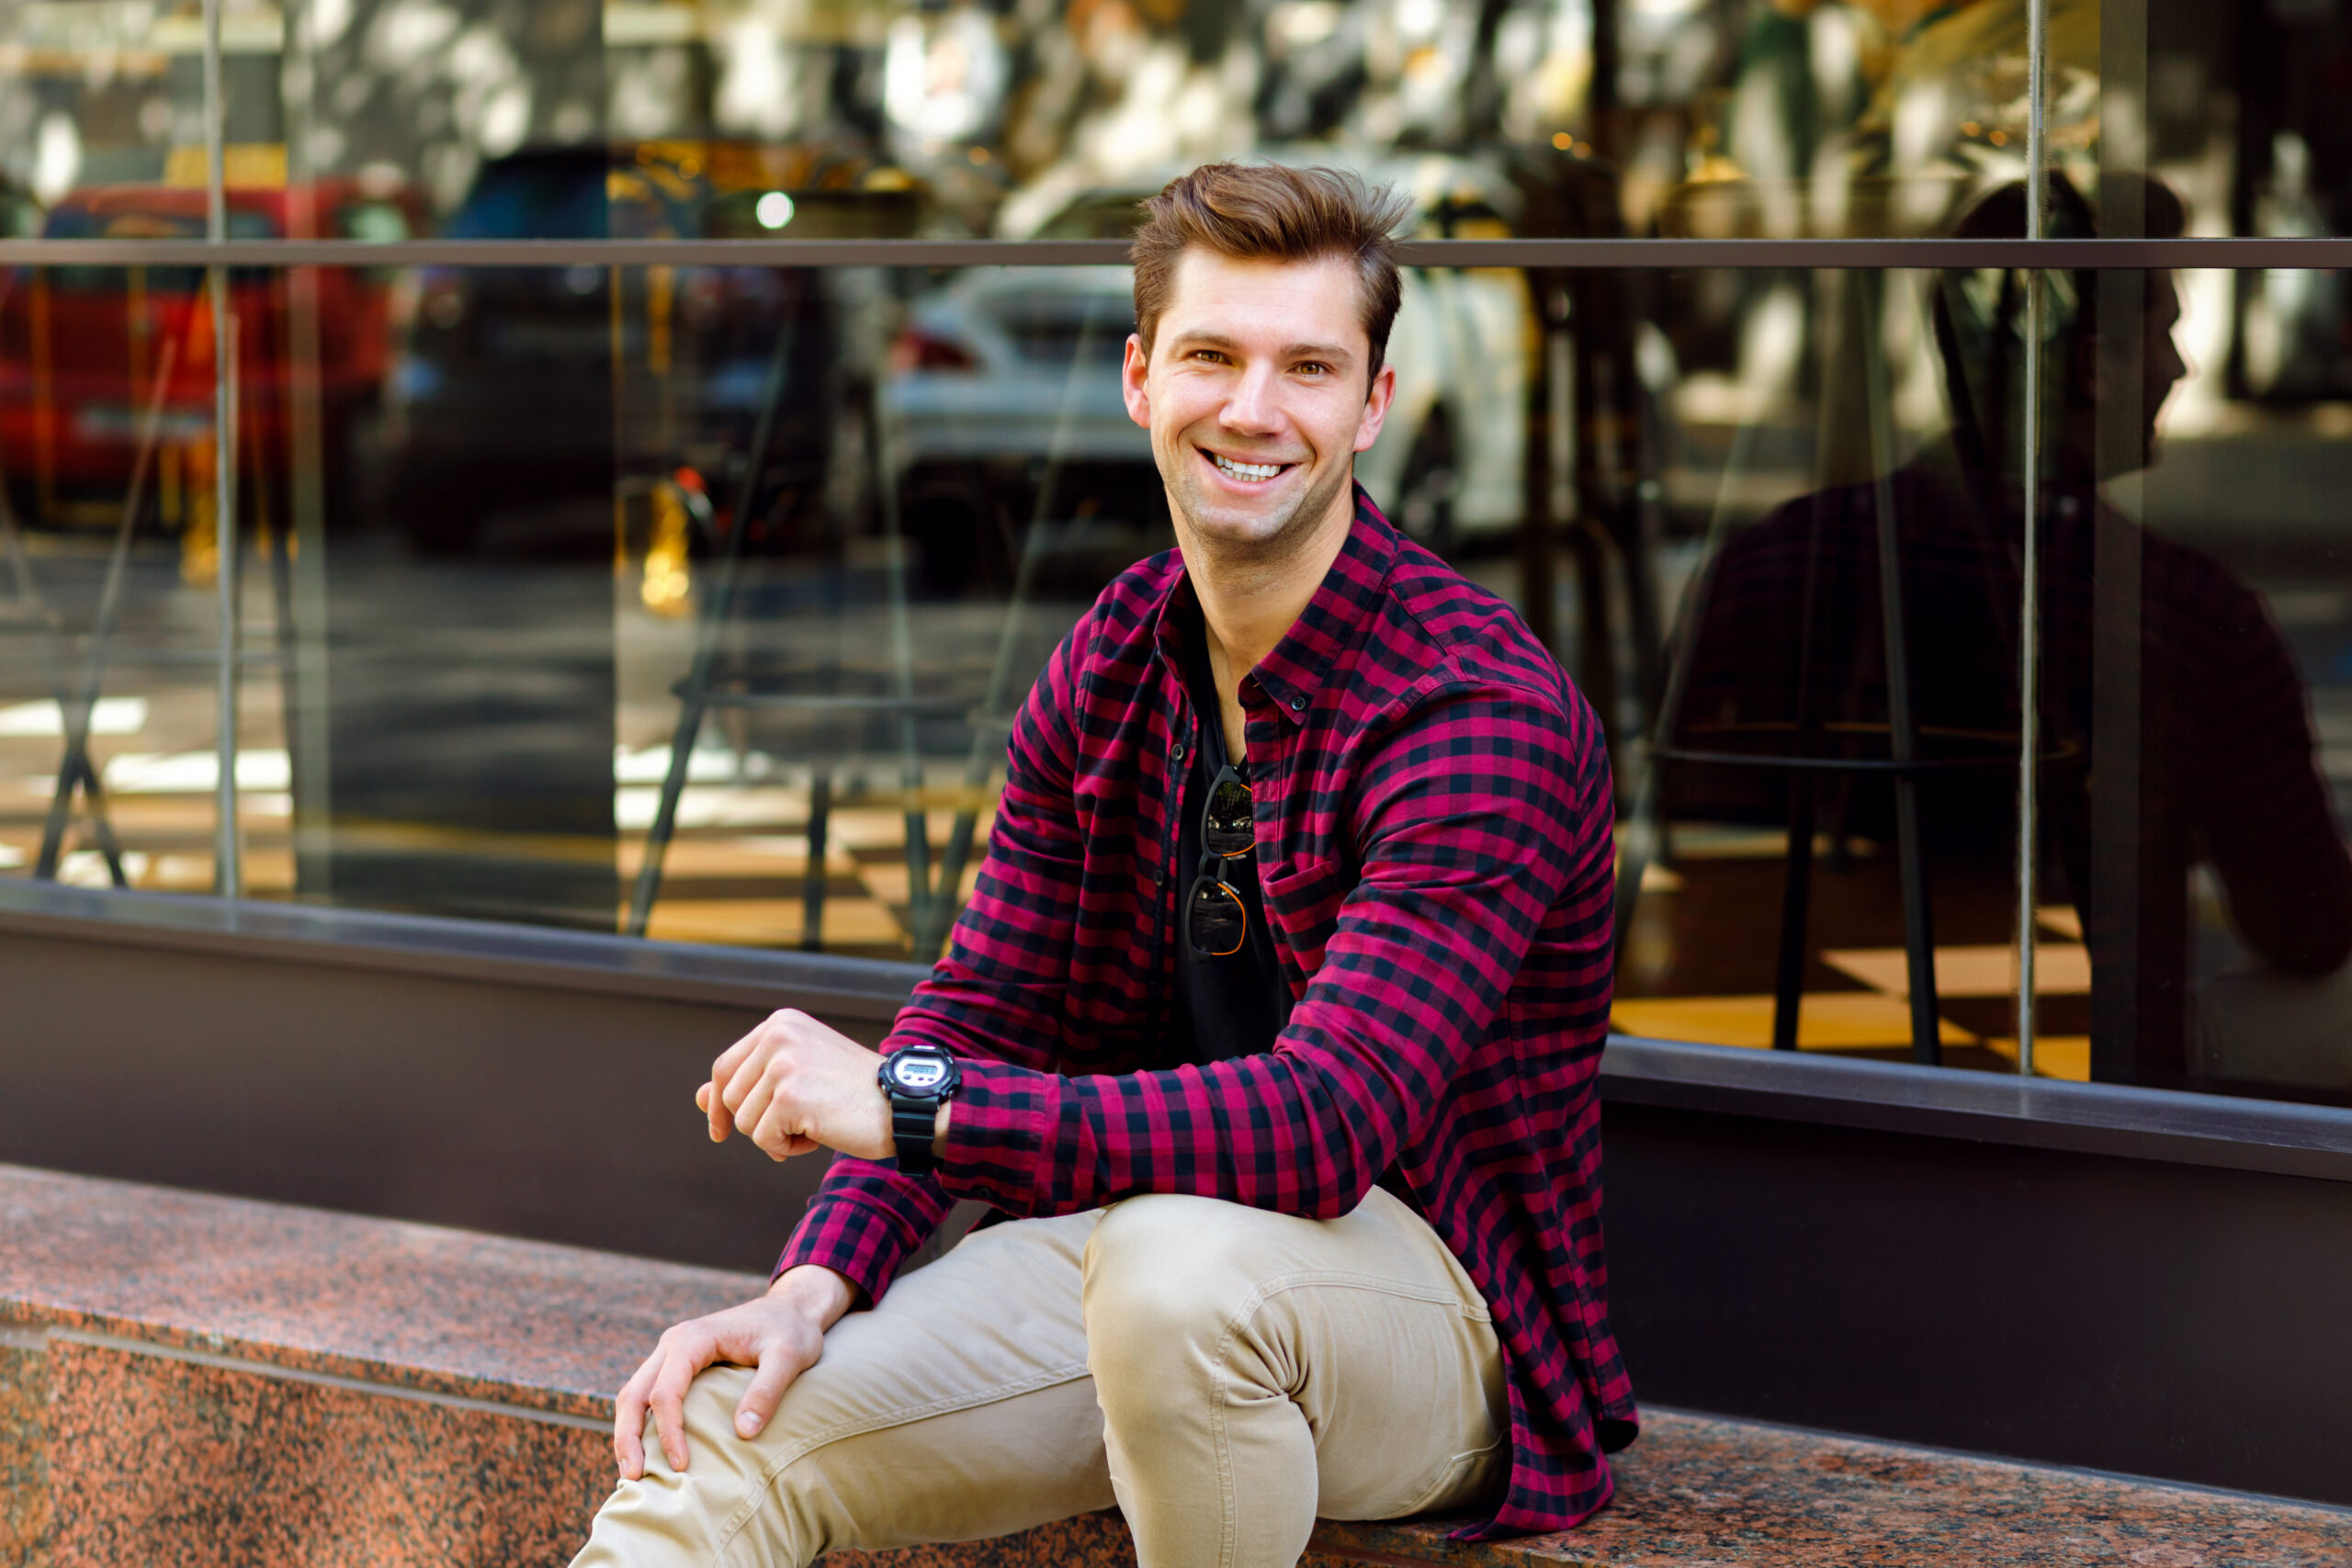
[
  {"xmin": 0, "ymin": 178, "xmax": 423, "ymax": 528},
  {"xmin": 881, "ymin": 265, "xmax": 1160, "ymax": 591},
  {"xmin": 383, "ymin": 141, "xmax": 944, "ymax": 555}
]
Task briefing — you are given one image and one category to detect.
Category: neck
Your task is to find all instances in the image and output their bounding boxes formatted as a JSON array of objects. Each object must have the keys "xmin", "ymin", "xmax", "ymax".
[{"xmin": 1184, "ymin": 487, "xmax": 1355, "ymax": 694}]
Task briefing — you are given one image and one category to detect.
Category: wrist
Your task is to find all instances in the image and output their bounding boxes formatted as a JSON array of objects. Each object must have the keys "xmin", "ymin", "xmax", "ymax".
[
  {"xmin": 768, "ymin": 1263, "xmax": 860, "ymax": 1328},
  {"xmin": 877, "ymin": 1043, "xmax": 960, "ymax": 1176}
]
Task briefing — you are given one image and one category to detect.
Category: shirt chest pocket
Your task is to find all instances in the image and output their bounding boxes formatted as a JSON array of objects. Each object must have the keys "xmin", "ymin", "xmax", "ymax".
[{"xmin": 1259, "ymin": 854, "xmax": 1352, "ymax": 987}]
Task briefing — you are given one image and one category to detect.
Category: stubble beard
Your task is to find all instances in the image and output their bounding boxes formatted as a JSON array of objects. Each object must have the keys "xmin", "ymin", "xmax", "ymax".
[{"xmin": 1164, "ymin": 447, "xmax": 1355, "ymax": 584}]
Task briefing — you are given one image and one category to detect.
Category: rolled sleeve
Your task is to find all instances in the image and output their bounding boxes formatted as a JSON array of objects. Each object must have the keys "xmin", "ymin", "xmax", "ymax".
[{"xmin": 773, "ymin": 1165, "xmax": 948, "ymax": 1303}]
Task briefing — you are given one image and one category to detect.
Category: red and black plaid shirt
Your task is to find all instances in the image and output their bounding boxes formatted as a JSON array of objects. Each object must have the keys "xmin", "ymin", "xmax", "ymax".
[{"xmin": 778, "ymin": 490, "xmax": 1637, "ymax": 1537}]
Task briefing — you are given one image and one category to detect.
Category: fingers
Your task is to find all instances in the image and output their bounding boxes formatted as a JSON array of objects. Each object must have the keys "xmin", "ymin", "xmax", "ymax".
[
  {"xmin": 646, "ymin": 1328, "xmax": 712, "ymax": 1473},
  {"xmin": 613, "ymin": 1346, "xmax": 663, "ymax": 1480},
  {"xmin": 710, "ymin": 1010, "xmax": 808, "ymax": 1141},
  {"xmin": 707, "ymin": 1011, "xmax": 860, "ymax": 1159},
  {"xmin": 750, "ymin": 1095, "xmax": 822, "ymax": 1162},
  {"xmin": 711, "ymin": 1015, "xmax": 785, "ymax": 1104},
  {"xmin": 708, "ymin": 1019, "xmax": 770, "ymax": 1141},
  {"xmin": 733, "ymin": 1337, "xmax": 807, "ymax": 1439},
  {"xmin": 613, "ymin": 1297, "xmax": 826, "ymax": 1483},
  {"xmin": 729, "ymin": 1057, "xmax": 778, "ymax": 1140}
]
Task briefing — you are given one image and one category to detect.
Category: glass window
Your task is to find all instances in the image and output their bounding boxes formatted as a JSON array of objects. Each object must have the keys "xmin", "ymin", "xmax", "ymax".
[
  {"xmin": 7, "ymin": 0, "xmax": 2352, "ymax": 1115},
  {"xmin": 1612, "ymin": 261, "xmax": 2030, "ymax": 1074},
  {"xmin": 2049, "ymin": 260, "xmax": 2352, "ymax": 1103},
  {"xmin": 0, "ymin": 2, "xmax": 210, "ymax": 233}
]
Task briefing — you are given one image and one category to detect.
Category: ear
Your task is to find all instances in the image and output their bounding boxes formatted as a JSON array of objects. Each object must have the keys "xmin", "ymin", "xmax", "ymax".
[
  {"xmin": 1122, "ymin": 334, "xmax": 1151, "ymax": 429},
  {"xmin": 1351, "ymin": 360, "xmax": 1397, "ymax": 454}
]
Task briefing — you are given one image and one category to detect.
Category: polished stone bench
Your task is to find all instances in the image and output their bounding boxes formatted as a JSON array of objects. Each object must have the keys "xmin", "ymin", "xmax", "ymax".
[{"xmin": 3, "ymin": 1162, "xmax": 2346, "ymax": 1568}]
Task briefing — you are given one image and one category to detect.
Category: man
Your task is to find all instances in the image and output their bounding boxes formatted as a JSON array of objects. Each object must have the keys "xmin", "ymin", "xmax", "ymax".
[{"xmin": 572, "ymin": 163, "xmax": 1634, "ymax": 1568}]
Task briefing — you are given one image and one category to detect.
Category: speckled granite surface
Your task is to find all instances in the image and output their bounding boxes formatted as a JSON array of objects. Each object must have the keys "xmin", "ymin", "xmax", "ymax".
[
  {"xmin": 0, "ymin": 1163, "xmax": 763, "ymax": 1422},
  {"xmin": 43, "ymin": 1338, "xmax": 605, "ymax": 1568},
  {"xmin": 5, "ymin": 1161, "xmax": 2350, "ymax": 1567},
  {"xmin": 1305, "ymin": 1418, "xmax": 2352, "ymax": 1566},
  {"xmin": 0, "ymin": 1340, "xmax": 46, "ymax": 1568}
]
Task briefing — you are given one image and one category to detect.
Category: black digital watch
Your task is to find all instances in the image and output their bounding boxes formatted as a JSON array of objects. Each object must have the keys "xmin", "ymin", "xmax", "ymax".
[{"xmin": 876, "ymin": 1044, "xmax": 960, "ymax": 1177}]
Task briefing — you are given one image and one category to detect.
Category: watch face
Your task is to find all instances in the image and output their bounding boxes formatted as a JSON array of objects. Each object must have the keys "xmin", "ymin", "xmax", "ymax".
[{"xmin": 892, "ymin": 1055, "xmax": 950, "ymax": 1091}]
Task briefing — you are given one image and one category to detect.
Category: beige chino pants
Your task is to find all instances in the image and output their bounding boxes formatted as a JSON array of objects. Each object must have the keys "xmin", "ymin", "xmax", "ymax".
[{"xmin": 571, "ymin": 1187, "xmax": 1509, "ymax": 1568}]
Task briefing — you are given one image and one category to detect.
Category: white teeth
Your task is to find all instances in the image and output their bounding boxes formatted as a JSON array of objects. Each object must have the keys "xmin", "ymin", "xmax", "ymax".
[{"xmin": 1211, "ymin": 453, "xmax": 1284, "ymax": 481}]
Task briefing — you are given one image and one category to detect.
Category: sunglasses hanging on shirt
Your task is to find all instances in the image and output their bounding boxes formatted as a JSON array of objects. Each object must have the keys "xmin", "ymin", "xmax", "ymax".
[{"xmin": 1185, "ymin": 763, "xmax": 1253, "ymax": 958}]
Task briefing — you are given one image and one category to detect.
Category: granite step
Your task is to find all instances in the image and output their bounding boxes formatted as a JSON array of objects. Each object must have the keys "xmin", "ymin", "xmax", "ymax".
[{"xmin": 2, "ymin": 1162, "xmax": 2346, "ymax": 1568}]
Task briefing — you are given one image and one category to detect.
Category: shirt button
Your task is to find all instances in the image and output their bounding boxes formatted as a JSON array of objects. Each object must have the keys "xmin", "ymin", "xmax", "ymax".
[
  {"xmin": 1289, "ymin": 697, "xmax": 1306, "ymax": 712},
  {"xmin": 1172, "ymin": 739, "xmax": 1186, "ymax": 760}
]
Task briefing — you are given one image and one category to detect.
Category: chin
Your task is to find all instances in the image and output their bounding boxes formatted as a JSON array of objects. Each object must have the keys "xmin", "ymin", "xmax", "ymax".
[
  {"xmin": 1175, "ymin": 473, "xmax": 1351, "ymax": 559},
  {"xmin": 1169, "ymin": 478, "xmax": 1298, "ymax": 547}
]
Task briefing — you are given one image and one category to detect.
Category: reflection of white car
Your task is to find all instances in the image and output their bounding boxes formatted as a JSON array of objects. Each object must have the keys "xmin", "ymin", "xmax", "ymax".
[
  {"xmin": 882, "ymin": 265, "xmax": 1149, "ymax": 475},
  {"xmin": 1357, "ymin": 263, "xmax": 1528, "ymax": 544}
]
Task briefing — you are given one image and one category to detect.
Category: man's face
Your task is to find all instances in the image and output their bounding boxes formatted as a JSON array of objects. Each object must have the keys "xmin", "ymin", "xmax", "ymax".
[
  {"xmin": 1122, "ymin": 249, "xmax": 1396, "ymax": 564},
  {"xmin": 2078, "ymin": 268, "xmax": 2188, "ymax": 479}
]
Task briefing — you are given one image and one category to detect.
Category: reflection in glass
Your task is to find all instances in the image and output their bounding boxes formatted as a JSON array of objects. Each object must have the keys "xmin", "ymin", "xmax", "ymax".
[
  {"xmin": 1626, "ymin": 176, "xmax": 2352, "ymax": 1102},
  {"xmin": 2102, "ymin": 276, "xmax": 2352, "ymax": 1103},
  {"xmin": 11, "ymin": 0, "xmax": 2352, "ymax": 257},
  {"xmin": 1622, "ymin": 253, "xmax": 2032, "ymax": 1075},
  {"xmin": 0, "ymin": 252, "xmax": 1654, "ymax": 960},
  {"xmin": 0, "ymin": 259, "xmax": 290, "ymax": 903}
]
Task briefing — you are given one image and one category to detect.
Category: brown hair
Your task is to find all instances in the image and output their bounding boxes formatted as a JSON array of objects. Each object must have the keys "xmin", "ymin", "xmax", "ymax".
[{"xmin": 1129, "ymin": 163, "xmax": 1413, "ymax": 389}]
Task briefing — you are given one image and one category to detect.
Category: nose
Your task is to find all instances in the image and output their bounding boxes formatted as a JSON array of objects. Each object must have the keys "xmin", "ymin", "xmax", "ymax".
[
  {"xmin": 2154, "ymin": 323, "xmax": 2188, "ymax": 392},
  {"xmin": 1219, "ymin": 359, "xmax": 1283, "ymax": 437}
]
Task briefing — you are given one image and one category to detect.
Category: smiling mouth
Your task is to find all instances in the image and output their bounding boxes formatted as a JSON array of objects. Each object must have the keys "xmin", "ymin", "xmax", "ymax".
[{"xmin": 1204, "ymin": 449, "xmax": 1295, "ymax": 483}]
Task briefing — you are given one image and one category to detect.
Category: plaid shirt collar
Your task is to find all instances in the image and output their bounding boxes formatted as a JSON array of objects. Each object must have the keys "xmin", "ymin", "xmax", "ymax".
[{"xmin": 1147, "ymin": 485, "xmax": 1399, "ymax": 731}]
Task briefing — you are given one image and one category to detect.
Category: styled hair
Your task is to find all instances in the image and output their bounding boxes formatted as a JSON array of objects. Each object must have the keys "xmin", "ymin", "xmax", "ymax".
[{"xmin": 1129, "ymin": 162, "xmax": 1413, "ymax": 389}]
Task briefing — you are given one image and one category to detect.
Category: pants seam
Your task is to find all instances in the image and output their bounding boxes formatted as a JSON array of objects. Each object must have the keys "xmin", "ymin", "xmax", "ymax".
[{"xmin": 708, "ymin": 1359, "xmax": 1094, "ymax": 1557}]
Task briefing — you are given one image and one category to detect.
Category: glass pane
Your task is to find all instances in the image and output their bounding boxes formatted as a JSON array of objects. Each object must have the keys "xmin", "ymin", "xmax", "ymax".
[
  {"xmin": 607, "ymin": 261, "xmax": 1159, "ymax": 956},
  {"xmin": 0, "ymin": 2, "xmax": 211, "ymax": 238},
  {"xmin": 167, "ymin": 0, "xmax": 2165, "ymax": 243},
  {"xmin": 0, "ymin": 264, "xmax": 254, "ymax": 897},
  {"xmin": 6, "ymin": 250, "xmax": 2061, "ymax": 1037},
  {"xmin": 2057, "ymin": 263, "xmax": 2352, "ymax": 1104},
  {"xmin": 1619, "ymin": 260, "xmax": 2031, "ymax": 1075},
  {"xmin": 2091, "ymin": 0, "xmax": 2352, "ymax": 242}
]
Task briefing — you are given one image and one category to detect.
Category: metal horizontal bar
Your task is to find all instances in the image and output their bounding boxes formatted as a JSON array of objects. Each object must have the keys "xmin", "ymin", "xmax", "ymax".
[
  {"xmin": 0, "ymin": 236, "xmax": 2348, "ymax": 269},
  {"xmin": 1602, "ymin": 1036, "xmax": 2352, "ymax": 1184},
  {"xmin": 0, "ymin": 880, "xmax": 924, "ymax": 1021}
]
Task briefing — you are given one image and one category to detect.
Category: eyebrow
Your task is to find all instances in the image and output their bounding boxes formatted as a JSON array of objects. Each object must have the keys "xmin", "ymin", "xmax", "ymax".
[{"xmin": 1168, "ymin": 330, "xmax": 1355, "ymax": 364}]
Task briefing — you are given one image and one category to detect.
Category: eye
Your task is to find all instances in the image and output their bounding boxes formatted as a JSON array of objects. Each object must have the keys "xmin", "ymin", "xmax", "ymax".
[
  {"xmin": 1189, "ymin": 348, "xmax": 1229, "ymax": 365},
  {"xmin": 1295, "ymin": 361, "xmax": 1331, "ymax": 377}
]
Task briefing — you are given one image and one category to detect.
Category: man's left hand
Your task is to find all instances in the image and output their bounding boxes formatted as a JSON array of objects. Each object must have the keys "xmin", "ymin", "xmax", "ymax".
[{"xmin": 696, "ymin": 1010, "xmax": 893, "ymax": 1162}]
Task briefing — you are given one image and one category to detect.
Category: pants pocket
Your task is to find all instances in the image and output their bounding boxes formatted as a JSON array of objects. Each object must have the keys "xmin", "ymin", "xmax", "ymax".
[{"xmin": 1391, "ymin": 1437, "xmax": 1507, "ymax": 1519}]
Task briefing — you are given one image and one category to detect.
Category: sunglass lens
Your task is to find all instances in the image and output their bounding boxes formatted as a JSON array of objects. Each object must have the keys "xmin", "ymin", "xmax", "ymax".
[
  {"xmin": 1187, "ymin": 879, "xmax": 1247, "ymax": 956},
  {"xmin": 1204, "ymin": 775, "xmax": 1253, "ymax": 856}
]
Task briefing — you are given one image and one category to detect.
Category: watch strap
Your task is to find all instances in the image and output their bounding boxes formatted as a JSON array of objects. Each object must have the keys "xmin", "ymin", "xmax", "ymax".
[{"xmin": 890, "ymin": 1095, "xmax": 941, "ymax": 1177}]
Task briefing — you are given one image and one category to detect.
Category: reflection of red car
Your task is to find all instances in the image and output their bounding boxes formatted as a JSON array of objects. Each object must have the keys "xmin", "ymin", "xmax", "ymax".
[{"xmin": 0, "ymin": 178, "xmax": 424, "ymax": 527}]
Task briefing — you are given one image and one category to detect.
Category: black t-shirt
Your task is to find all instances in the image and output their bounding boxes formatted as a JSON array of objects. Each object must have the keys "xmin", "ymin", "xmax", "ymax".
[{"xmin": 1174, "ymin": 608, "xmax": 1290, "ymax": 1064}]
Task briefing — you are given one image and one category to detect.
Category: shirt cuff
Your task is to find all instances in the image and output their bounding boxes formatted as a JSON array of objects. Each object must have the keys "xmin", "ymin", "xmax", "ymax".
[
  {"xmin": 936, "ymin": 1055, "xmax": 1063, "ymax": 1213},
  {"xmin": 773, "ymin": 1185, "xmax": 928, "ymax": 1304}
]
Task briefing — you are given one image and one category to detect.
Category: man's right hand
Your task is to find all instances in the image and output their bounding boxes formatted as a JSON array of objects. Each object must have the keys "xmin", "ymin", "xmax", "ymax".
[{"xmin": 613, "ymin": 1264, "xmax": 860, "ymax": 1480}]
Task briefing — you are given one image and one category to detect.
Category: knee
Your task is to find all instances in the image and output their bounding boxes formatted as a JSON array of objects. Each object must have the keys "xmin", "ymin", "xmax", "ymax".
[
  {"xmin": 582, "ymin": 1371, "xmax": 785, "ymax": 1564},
  {"xmin": 1081, "ymin": 1197, "xmax": 1277, "ymax": 1383}
]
